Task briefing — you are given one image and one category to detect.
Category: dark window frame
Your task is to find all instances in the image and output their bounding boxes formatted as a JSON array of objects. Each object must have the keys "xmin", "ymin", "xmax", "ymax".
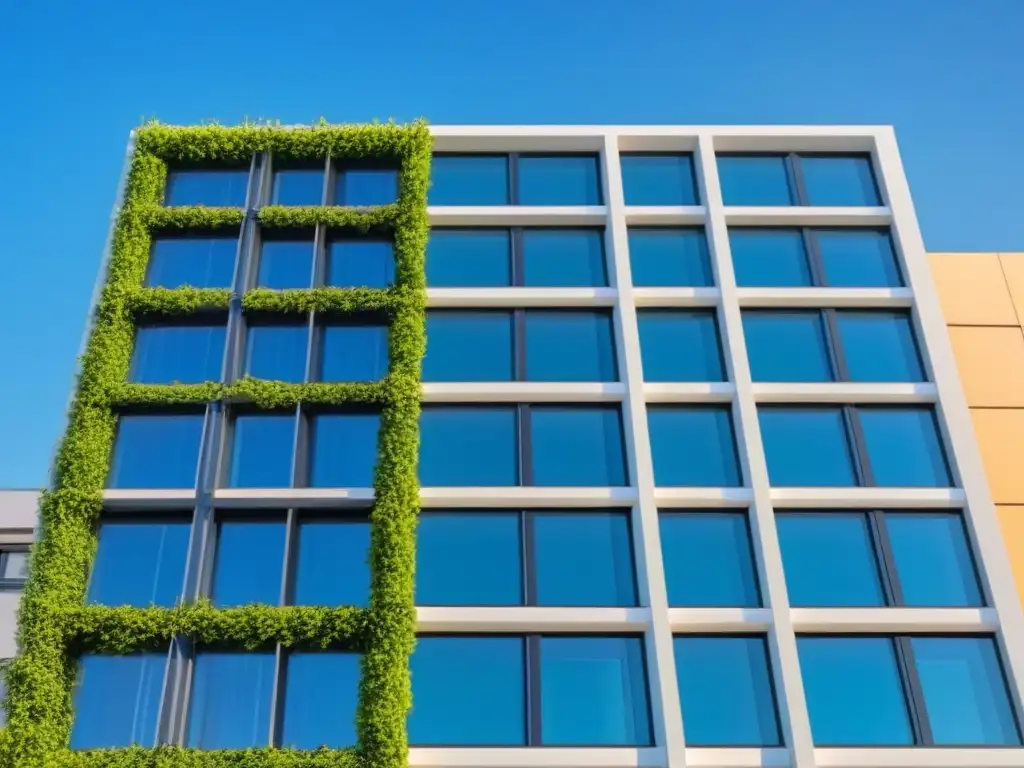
[
  {"xmin": 717, "ymin": 152, "xmax": 881, "ymax": 207},
  {"xmin": 0, "ymin": 546, "xmax": 30, "ymax": 591}
]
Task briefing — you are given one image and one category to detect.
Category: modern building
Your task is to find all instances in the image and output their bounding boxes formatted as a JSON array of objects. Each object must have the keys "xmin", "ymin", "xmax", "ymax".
[{"xmin": 3, "ymin": 122, "xmax": 1024, "ymax": 768}]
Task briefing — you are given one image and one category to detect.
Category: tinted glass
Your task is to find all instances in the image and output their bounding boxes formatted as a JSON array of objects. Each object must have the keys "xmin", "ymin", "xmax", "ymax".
[
  {"xmin": 2, "ymin": 552, "xmax": 27, "ymax": 580},
  {"xmin": 280, "ymin": 652, "xmax": 360, "ymax": 748},
  {"xmin": 229, "ymin": 414, "xmax": 295, "ymax": 488},
  {"xmin": 165, "ymin": 169, "xmax": 248, "ymax": 207},
  {"xmin": 130, "ymin": 325, "xmax": 225, "ymax": 384},
  {"xmin": 674, "ymin": 637, "xmax": 780, "ymax": 746},
  {"xmin": 638, "ymin": 311, "xmax": 723, "ymax": 382},
  {"xmin": 798, "ymin": 636, "xmax": 912, "ymax": 745},
  {"xmin": 887, "ymin": 513, "xmax": 982, "ymax": 607},
  {"xmin": 531, "ymin": 406, "xmax": 627, "ymax": 486},
  {"xmin": 660, "ymin": 513, "xmax": 759, "ymax": 607},
  {"xmin": 409, "ymin": 637, "xmax": 525, "ymax": 745},
  {"xmin": 108, "ymin": 414, "xmax": 204, "ymax": 489},
  {"xmin": 426, "ymin": 230, "xmax": 511, "ymax": 287},
  {"xmin": 817, "ymin": 230, "xmax": 902, "ymax": 288},
  {"xmin": 211, "ymin": 520, "xmax": 286, "ymax": 607},
  {"xmin": 540, "ymin": 637, "xmax": 651, "ymax": 746},
  {"xmin": 245, "ymin": 324, "xmax": 308, "ymax": 382},
  {"xmin": 258, "ymin": 240, "xmax": 313, "ymax": 289},
  {"xmin": 423, "ymin": 311, "xmax": 513, "ymax": 382},
  {"xmin": 525, "ymin": 311, "xmax": 617, "ymax": 382},
  {"xmin": 187, "ymin": 652, "xmax": 275, "ymax": 749},
  {"xmin": 320, "ymin": 324, "xmax": 389, "ymax": 382},
  {"xmin": 648, "ymin": 407, "xmax": 741, "ymax": 487},
  {"xmin": 718, "ymin": 156, "xmax": 793, "ymax": 206},
  {"xmin": 628, "ymin": 228, "xmax": 713, "ymax": 287},
  {"xmin": 327, "ymin": 240, "xmax": 394, "ymax": 288},
  {"xmin": 535, "ymin": 512, "xmax": 635, "ymax": 606},
  {"xmin": 518, "ymin": 155, "xmax": 601, "ymax": 206},
  {"xmin": 621, "ymin": 154, "xmax": 698, "ymax": 206},
  {"xmin": 743, "ymin": 312, "xmax": 832, "ymax": 382},
  {"xmin": 419, "ymin": 407, "xmax": 518, "ymax": 486},
  {"xmin": 71, "ymin": 653, "xmax": 164, "ymax": 749},
  {"xmin": 147, "ymin": 236, "xmax": 238, "ymax": 289},
  {"xmin": 522, "ymin": 230, "xmax": 607, "ymax": 287},
  {"xmin": 758, "ymin": 408, "xmax": 856, "ymax": 487},
  {"xmin": 293, "ymin": 519, "xmax": 370, "ymax": 607},
  {"xmin": 416, "ymin": 513, "xmax": 522, "ymax": 605},
  {"xmin": 777, "ymin": 514, "xmax": 884, "ymax": 606},
  {"xmin": 430, "ymin": 155, "xmax": 509, "ymax": 205},
  {"xmin": 337, "ymin": 168, "xmax": 398, "ymax": 206},
  {"xmin": 730, "ymin": 229, "xmax": 811, "ymax": 287},
  {"xmin": 859, "ymin": 407, "xmax": 950, "ymax": 487},
  {"xmin": 836, "ymin": 312, "xmax": 924, "ymax": 382},
  {"xmin": 272, "ymin": 169, "xmax": 324, "ymax": 206},
  {"xmin": 309, "ymin": 413, "xmax": 381, "ymax": 487},
  {"xmin": 801, "ymin": 156, "xmax": 881, "ymax": 207},
  {"xmin": 88, "ymin": 521, "xmax": 190, "ymax": 607}
]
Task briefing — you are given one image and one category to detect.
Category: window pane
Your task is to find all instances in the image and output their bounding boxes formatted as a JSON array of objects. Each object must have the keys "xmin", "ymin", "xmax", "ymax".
[
  {"xmin": 660, "ymin": 513, "xmax": 759, "ymax": 607},
  {"xmin": 410, "ymin": 637, "xmax": 525, "ymax": 745},
  {"xmin": 540, "ymin": 636, "xmax": 651, "ymax": 746},
  {"xmin": 416, "ymin": 513, "xmax": 522, "ymax": 605},
  {"xmin": 71, "ymin": 653, "xmax": 164, "ymax": 749},
  {"xmin": 419, "ymin": 407, "xmax": 518, "ymax": 486},
  {"xmin": 281, "ymin": 652, "xmax": 360, "ymax": 749},
  {"xmin": 272, "ymin": 169, "xmax": 324, "ymax": 206},
  {"xmin": 258, "ymin": 240, "xmax": 313, "ymax": 289},
  {"xmin": 859, "ymin": 407, "xmax": 951, "ymax": 487},
  {"xmin": 426, "ymin": 230, "xmax": 511, "ymax": 287},
  {"xmin": 88, "ymin": 521, "xmax": 190, "ymax": 607},
  {"xmin": 887, "ymin": 513, "xmax": 982, "ymax": 607},
  {"xmin": 743, "ymin": 312, "xmax": 832, "ymax": 382},
  {"xmin": 531, "ymin": 406, "xmax": 627, "ymax": 486},
  {"xmin": 648, "ymin": 407, "xmax": 741, "ymax": 487},
  {"xmin": 912, "ymin": 637, "xmax": 1019, "ymax": 746},
  {"xmin": 718, "ymin": 156, "xmax": 793, "ymax": 206},
  {"xmin": 674, "ymin": 637, "xmax": 780, "ymax": 746},
  {"xmin": 798, "ymin": 636, "xmax": 912, "ymax": 745},
  {"xmin": 2, "ymin": 551, "xmax": 28, "ymax": 580},
  {"xmin": 522, "ymin": 230, "xmax": 607, "ymax": 287},
  {"xmin": 130, "ymin": 325, "xmax": 225, "ymax": 384},
  {"xmin": 801, "ymin": 155, "xmax": 881, "ymax": 207},
  {"xmin": 320, "ymin": 324, "xmax": 389, "ymax": 382},
  {"xmin": 628, "ymin": 228, "xmax": 713, "ymax": 287},
  {"xmin": 758, "ymin": 408, "xmax": 856, "ymax": 487},
  {"xmin": 525, "ymin": 311, "xmax": 617, "ymax": 382},
  {"xmin": 730, "ymin": 229, "xmax": 811, "ymax": 287},
  {"xmin": 229, "ymin": 414, "xmax": 295, "ymax": 488},
  {"xmin": 836, "ymin": 312, "xmax": 924, "ymax": 382},
  {"xmin": 166, "ymin": 169, "xmax": 248, "ymax": 207},
  {"xmin": 211, "ymin": 520, "xmax": 285, "ymax": 607},
  {"xmin": 337, "ymin": 168, "xmax": 398, "ymax": 206},
  {"xmin": 309, "ymin": 413, "xmax": 381, "ymax": 487},
  {"xmin": 621, "ymin": 154, "xmax": 698, "ymax": 206},
  {"xmin": 777, "ymin": 514, "xmax": 884, "ymax": 606},
  {"xmin": 245, "ymin": 324, "xmax": 308, "ymax": 383},
  {"xmin": 187, "ymin": 652, "xmax": 274, "ymax": 749},
  {"xmin": 327, "ymin": 240, "xmax": 394, "ymax": 288},
  {"xmin": 423, "ymin": 311, "xmax": 513, "ymax": 382},
  {"xmin": 147, "ymin": 236, "xmax": 237, "ymax": 289},
  {"xmin": 637, "ymin": 310, "xmax": 724, "ymax": 382},
  {"xmin": 108, "ymin": 414, "xmax": 204, "ymax": 489},
  {"xmin": 535, "ymin": 512, "xmax": 636, "ymax": 607},
  {"xmin": 518, "ymin": 155, "xmax": 601, "ymax": 206},
  {"xmin": 429, "ymin": 155, "xmax": 509, "ymax": 206},
  {"xmin": 817, "ymin": 230, "xmax": 902, "ymax": 287},
  {"xmin": 293, "ymin": 519, "xmax": 370, "ymax": 607}
]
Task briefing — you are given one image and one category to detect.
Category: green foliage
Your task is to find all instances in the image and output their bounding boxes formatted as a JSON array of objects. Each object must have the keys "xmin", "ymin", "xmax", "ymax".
[{"xmin": 4, "ymin": 121, "xmax": 431, "ymax": 767}]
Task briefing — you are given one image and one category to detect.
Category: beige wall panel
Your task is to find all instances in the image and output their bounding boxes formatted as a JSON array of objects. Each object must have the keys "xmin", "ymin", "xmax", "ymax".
[
  {"xmin": 929, "ymin": 252, "xmax": 1018, "ymax": 326},
  {"xmin": 971, "ymin": 408, "xmax": 1024, "ymax": 505},
  {"xmin": 996, "ymin": 506, "xmax": 1024, "ymax": 609},
  {"xmin": 948, "ymin": 326, "xmax": 1024, "ymax": 407}
]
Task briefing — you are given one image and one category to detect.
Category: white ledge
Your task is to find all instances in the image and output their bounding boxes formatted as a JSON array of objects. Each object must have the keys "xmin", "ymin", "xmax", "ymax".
[
  {"xmin": 769, "ymin": 487, "xmax": 967, "ymax": 508},
  {"xmin": 102, "ymin": 489, "xmax": 196, "ymax": 509},
  {"xmin": 669, "ymin": 608, "xmax": 773, "ymax": 633},
  {"xmin": 213, "ymin": 487, "xmax": 375, "ymax": 508},
  {"xmin": 623, "ymin": 206, "xmax": 706, "ymax": 226},
  {"xmin": 422, "ymin": 382, "xmax": 626, "ymax": 403},
  {"xmin": 410, "ymin": 747, "xmax": 664, "ymax": 768},
  {"xmin": 654, "ymin": 487, "xmax": 754, "ymax": 507},
  {"xmin": 813, "ymin": 747, "xmax": 1024, "ymax": 768},
  {"xmin": 724, "ymin": 206, "xmax": 891, "ymax": 227},
  {"xmin": 417, "ymin": 606, "xmax": 650, "ymax": 633},
  {"xmin": 791, "ymin": 607, "xmax": 998, "ymax": 633},
  {"xmin": 752, "ymin": 382, "xmax": 938, "ymax": 404},
  {"xmin": 428, "ymin": 205, "xmax": 607, "ymax": 227},
  {"xmin": 632, "ymin": 287, "xmax": 720, "ymax": 307},
  {"xmin": 419, "ymin": 486, "xmax": 639, "ymax": 508},
  {"xmin": 737, "ymin": 287, "xmax": 914, "ymax": 308},
  {"xmin": 686, "ymin": 748, "xmax": 790, "ymax": 768},
  {"xmin": 427, "ymin": 287, "xmax": 617, "ymax": 308},
  {"xmin": 643, "ymin": 382, "xmax": 735, "ymax": 403}
]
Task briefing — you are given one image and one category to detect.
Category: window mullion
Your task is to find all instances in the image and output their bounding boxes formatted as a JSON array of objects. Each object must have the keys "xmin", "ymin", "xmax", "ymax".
[
  {"xmin": 843, "ymin": 405, "xmax": 875, "ymax": 486},
  {"xmin": 511, "ymin": 228, "xmax": 524, "ymax": 286},
  {"xmin": 868, "ymin": 510, "xmax": 904, "ymax": 606},
  {"xmin": 508, "ymin": 153, "xmax": 519, "ymax": 205},
  {"xmin": 788, "ymin": 153, "xmax": 809, "ymax": 205},
  {"xmin": 526, "ymin": 635, "xmax": 542, "ymax": 745},
  {"xmin": 802, "ymin": 228, "xmax": 827, "ymax": 287},
  {"xmin": 279, "ymin": 508, "xmax": 298, "ymax": 607},
  {"xmin": 514, "ymin": 309, "xmax": 527, "ymax": 381},
  {"xmin": 894, "ymin": 636, "xmax": 934, "ymax": 744},
  {"xmin": 822, "ymin": 309, "xmax": 850, "ymax": 381},
  {"xmin": 523, "ymin": 511, "xmax": 537, "ymax": 606},
  {"xmin": 267, "ymin": 643, "xmax": 285, "ymax": 747},
  {"xmin": 519, "ymin": 404, "xmax": 533, "ymax": 486}
]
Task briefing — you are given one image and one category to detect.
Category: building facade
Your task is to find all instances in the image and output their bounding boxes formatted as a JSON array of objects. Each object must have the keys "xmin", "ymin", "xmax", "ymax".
[{"xmin": 3, "ymin": 123, "xmax": 1024, "ymax": 768}]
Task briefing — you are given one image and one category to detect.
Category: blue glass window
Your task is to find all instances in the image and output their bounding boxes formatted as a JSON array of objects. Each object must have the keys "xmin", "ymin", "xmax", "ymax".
[
  {"xmin": 409, "ymin": 637, "xmax": 525, "ymax": 745},
  {"xmin": 320, "ymin": 324, "xmax": 389, "ymax": 382},
  {"xmin": 88, "ymin": 520, "xmax": 190, "ymax": 607},
  {"xmin": 272, "ymin": 168, "xmax": 324, "ymax": 206},
  {"xmin": 859, "ymin": 407, "xmax": 950, "ymax": 487},
  {"xmin": 648, "ymin": 407, "xmax": 741, "ymax": 487},
  {"xmin": 429, "ymin": 155, "xmax": 510, "ymax": 206},
  {"xmin": 258, "ymin": 239, "xmax": 313, "ymax": 289},
  {"xmin": 816, "ymin": 230, "xmax": 902, "ymax": 288},
  {"xmin": 280, "ymin": 652, "xmax": 361, "ymax": 748},
  {"xmin": 335, "ymin": 167, "xmax": 398, "ymax": 206},
  {"xmin": 71, "ymin": 653, "xmax": 165, "ymax": 749},
  {"xmin": 638, "ymin": 310, "xmax": 724, "ymax": 382},
  {"xmin": 245, "ymin": 324, "xmax": 308, "ymax": 382},
  {"xmin": 531, "ymin": 406, "xmax": 627, "ymax": 486},
  {"xmin": 801, "ymin": 155, "xmax": 881, "ymax": 207},
  {"xmin": 730, "ymin": 229, "xmax": 811, "ymax": 287},
  {"xmin": 621, "ymin": 154, "xmax": 698, "ymax": 206},
  {"xmin": 836, "ymin": 312, "xmax": 923, "ymax": 382},
  {"xmin": 327, "ymin": 240, "xmax": 394, "ymax": 288},
  {"xmin": 718, "ymin": 155, "xmax": 793, "ymax": 206},
  {"xmin": 187, "ymin": 652, "xmax": 275, "ymax": 749},
  {"xmin": 419, "ymin": 407, "xmax": 518, "ymax": 486},
  {"xmin": 522, "ymin": 230, "xmax": 607, "ymax": 287},
  {"xmin": 540, "ymin": 636, "xmax": 651, "ymax": 746},
  {"xmin": 534, "ymin": 512, "xmax": 635, "ymax": 606},
  {"xmin": 211, "ymin": 519, "xmax": 286, "ymax": 607},
  {"xmin": 759, "ymin": 408, "xmax": 856, "ymax": 487},
  {"xmin": 108, "ymin": 414, "xmax": 204, "ymax": 489},
  {"xmin": 886, "ymin": 513, "xmax": 982, "ymax": 607},
  {"xmin": 628, "ymin": 228, "xmax": 713, "ymax": 287},
  {"xmin": 130, "ymin": 324, "xmax": 226, "ymax": 384},
  {"xmin": 165, "ymin": 168, "xmax": 248, "ymax": 207},
  {"xmin": 229, "ymin": 414, "xmax": 295, "ymax": 488},
  {"xmin": 660, "ymin": 512, "xmax": 759, "ymax": 607},
  {"xmin": 674, "ymin": 636, "xmax": 780, "ymax": 746},
  {"xmin": 525, "ymin": 311, "xmax": 617, "ymax": 382},
  {"xmin": 309, "ymin": 413, "xmax": 381, "ymax": 487},
  {"xmin": 518, "ymin": 155, "xmax": 601, "ymax": 206},
  {"xmin": 743, "ymin": 312, "xmax": 832, "ymax": 382},
  {"xmin": 426, "ymin": 229, "xmax": 511, "ymax": 286},
  {"xmin": 293, "ymin": 518, "xmax": 370, "ymax": 607},
  {"xmin": 423, "ymin": 311, "xmax": 513, "ymax": 382},
  {"xmin": 147, "ymin": 236, "xmax": 238, "ymax": 289}
]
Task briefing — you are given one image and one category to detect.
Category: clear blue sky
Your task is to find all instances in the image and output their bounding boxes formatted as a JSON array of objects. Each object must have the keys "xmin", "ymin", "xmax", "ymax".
[{"xmin": 0, "ymin": 0, "xmax": 1021, "ymax": 487}]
